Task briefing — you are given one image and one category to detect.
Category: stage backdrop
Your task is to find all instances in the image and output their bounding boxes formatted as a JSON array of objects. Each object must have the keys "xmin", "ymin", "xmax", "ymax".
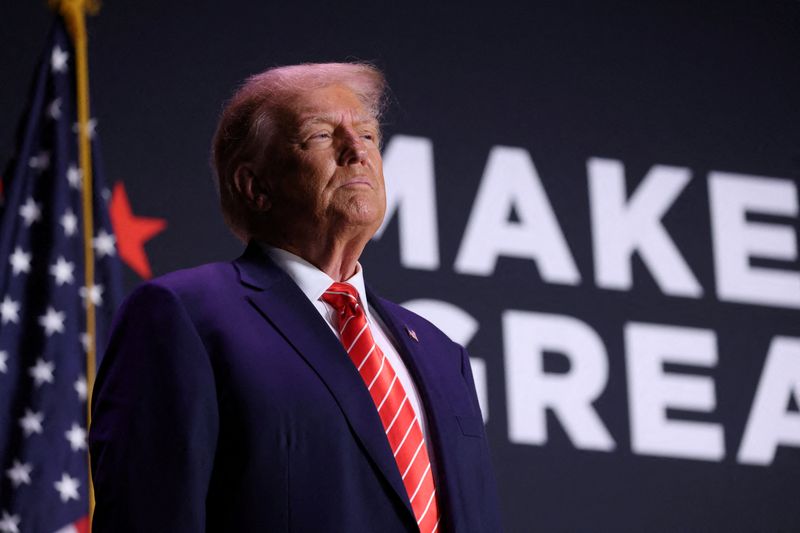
[{"xmin": 3, "ymin": 1, "xmax": 800, "ymax": 531}]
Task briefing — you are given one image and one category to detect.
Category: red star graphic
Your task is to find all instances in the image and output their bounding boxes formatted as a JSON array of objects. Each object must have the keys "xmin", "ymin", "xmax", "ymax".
[
  {"xmin": 109, "ymin": 181, "xmax": 167, "ymax": 279},
  {"xmin": 74, "ymin": 516, "xmax": 90, "ymax": 533}
]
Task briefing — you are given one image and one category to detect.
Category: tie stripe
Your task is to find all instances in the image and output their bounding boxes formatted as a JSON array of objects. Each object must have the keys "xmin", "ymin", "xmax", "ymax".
[
  {"xmin": 347, "ymin": 323, "xmax": 370, "ymax": 352},
  {"xmin": 323, "ymin": 282, "xmax": 440, "ymax": 532},
  {"xmin": 394, "ymin": 419, "xmax": 418, "ymax": 457},
  {"xmin": 357, "ymin": 344, "xmax": 376, "ymax": 370},
  {"xmin": 377, "ymin": 375, "xmax": 398, "ymax": 411}
]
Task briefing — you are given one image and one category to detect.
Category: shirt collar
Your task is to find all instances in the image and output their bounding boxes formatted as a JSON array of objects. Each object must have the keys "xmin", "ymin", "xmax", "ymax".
[{"xmin": 260, "ymin": 243, "xmax": 371, "ymax": 314}]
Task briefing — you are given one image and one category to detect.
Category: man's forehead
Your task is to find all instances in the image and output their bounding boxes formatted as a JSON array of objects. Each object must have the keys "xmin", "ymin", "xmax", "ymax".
[
  {"xmin": 296, "ymin": 110, "xmax": 378, "ymax": 127},
  {"xmin": 282, "ymin": 85, "xmax": 377, "ymax": 126}
]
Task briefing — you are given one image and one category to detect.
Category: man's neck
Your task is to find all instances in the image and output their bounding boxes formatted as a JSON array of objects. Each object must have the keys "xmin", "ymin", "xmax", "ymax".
[{"xmin": 263, "ymin": 238, "xmax": 366, "ymax": 281}]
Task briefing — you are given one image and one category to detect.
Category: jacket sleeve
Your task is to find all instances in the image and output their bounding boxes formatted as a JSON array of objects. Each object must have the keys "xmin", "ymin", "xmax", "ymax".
[{"xmin": 89, "ymin": 282, "xmax": 219, "ymax": 533}]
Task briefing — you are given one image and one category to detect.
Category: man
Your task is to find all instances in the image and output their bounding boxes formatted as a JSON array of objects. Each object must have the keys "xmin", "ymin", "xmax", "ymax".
[{"xmin": 90, "ymin": 62, "xmax": 502, "ymax": 532}]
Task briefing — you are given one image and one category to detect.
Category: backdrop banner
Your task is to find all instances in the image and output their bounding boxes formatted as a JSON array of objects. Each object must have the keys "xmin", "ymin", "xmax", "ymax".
[{"xmin": 2, "ymin": 1, "xmax": 799, "ymax": 530}]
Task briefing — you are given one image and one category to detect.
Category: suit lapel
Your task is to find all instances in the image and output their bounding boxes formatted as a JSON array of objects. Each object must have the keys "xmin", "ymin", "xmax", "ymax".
[
  {"xmin": 367, "ymin": 289, "xmax": 458, "ymax": 530},
  {"xmin": 233, "ymin": 244, "xmax": 416, "ymax": 521},
  {"xmin": 366, "ymin": 289, "xmax": 445, "ymax": 407}
]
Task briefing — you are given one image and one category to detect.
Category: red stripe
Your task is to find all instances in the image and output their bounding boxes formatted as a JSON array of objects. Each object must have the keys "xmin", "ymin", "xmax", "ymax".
[
  {"xmin": 75, "ymin": 516, "xmax": 90, "ymax": 533},
  {"xmin": 417, "ymin": 494, "xmax": 440, "ymax": 532},
  {"xmin": 383, "ymin": 396, "xmax": 414, "ymax": 434}
]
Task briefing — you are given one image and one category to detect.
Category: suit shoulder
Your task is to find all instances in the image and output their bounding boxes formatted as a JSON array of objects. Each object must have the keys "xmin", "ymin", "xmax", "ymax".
[
  {"xmin": 149, "ymin": 261, "xmax": 237, "ymax": 295},
  {"xmin": 121, "ymin": 261, "xmax": 239, "ymax": 321}
]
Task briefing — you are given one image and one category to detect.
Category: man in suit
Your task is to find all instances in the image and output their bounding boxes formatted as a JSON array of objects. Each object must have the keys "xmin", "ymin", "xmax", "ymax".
[{"xmin": 89, "ymin": 62, "xmax": 502, "ymax": 532}]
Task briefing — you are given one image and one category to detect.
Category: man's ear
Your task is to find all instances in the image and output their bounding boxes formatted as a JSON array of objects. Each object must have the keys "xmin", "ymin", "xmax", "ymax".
[{"xmin": 233, "ymin": 164, "xmax": 271, "ymax": 211}]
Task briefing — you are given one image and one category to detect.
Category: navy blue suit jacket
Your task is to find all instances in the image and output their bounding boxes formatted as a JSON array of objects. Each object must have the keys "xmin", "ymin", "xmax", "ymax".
[{"xmin": 89, "ymin": 243, "xmax": 502, "ymax": 532}]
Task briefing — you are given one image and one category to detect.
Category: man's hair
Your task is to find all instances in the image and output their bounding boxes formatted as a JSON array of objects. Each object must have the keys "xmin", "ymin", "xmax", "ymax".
[{"xmin": 211, "ymin": 62, "xmax": 388, "ymax": 242}]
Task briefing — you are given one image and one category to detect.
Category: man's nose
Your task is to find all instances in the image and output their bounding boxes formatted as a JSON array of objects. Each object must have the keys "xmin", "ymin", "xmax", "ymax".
[{"xmin": 338, "ymin": 129, "xmax": 368, "ymax": 166}]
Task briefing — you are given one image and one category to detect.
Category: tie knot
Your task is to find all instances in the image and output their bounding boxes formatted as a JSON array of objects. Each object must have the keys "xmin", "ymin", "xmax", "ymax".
[{"xmin": 321, "ymin": 282, "xmax": 361, "ymax": 315}]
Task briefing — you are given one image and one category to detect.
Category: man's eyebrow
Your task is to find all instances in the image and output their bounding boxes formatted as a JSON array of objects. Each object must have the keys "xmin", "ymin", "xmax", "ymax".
[{"xmin": 297, "ymin": 113, "xmax": 378, "ymax": 128}]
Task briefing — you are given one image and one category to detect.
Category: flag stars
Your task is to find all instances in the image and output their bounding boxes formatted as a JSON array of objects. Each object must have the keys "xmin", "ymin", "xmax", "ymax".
[
  {"xmin": 38, "ymin": 306, "xmax": 66, "ymax": 336},
  {"xmin": 5, "ymin": 460, "xmax": 32, "ymax": 488},
  {"xmin": 0, "ymin": 296, "xmax": 20, "ymax": 324},
  {"xmin": 80, "ymin": 332, "xmax": 92, "ymax": 354},
  {"xmin": 9, "ymin": 248, "xmax": 31, "ymax": 276},
  {"xmin": 19, "ymin": 409, "xmax": 44, "ymax": 437},
  {"xmin": 28, "ymin": 358, "xmax": 55, "ymax": 387},
  {"xmin": 72, "ymin": 118, "xmax": 97, "ymax": 139},
  {"xmin": 28, "ymin": 151, "xmax": 50, "ymax": 172},
  {"xmin": 80, "ymin": 284, "xmax": 104, "ymax": 307},
  {"xmin": 93, "ymin": 229, "xmax": 116, "ymax": 258},
  {"xmin": 19, "ymin": 198, "xmax": 42, "ymax": 226},
  {"xmin": 50, "ymin": 256, "xmax": 75, "ymax": 286},
  {"xmin": 74, "ymin": 375, "xmax": 87, "ymax": 401},
  {"xmin": 60, "ymin": 208, "xmax": 78, "ymax": 237},
  {"xmin": 51, "ymin": 45, "xmax": 69, "ymax": 73},
  {"xmin": 47, "ymin": 97, "xmax": 62, "ymax": 120},
  {"xmin": 53, "ymin": 473, "xmax": 80, "ymax": 503},
  {"xmin": 65, "ymin": 423, "xmax": 88, "ymax": 452},
  {"xmin": 0, "ymin": 511, "xmax": 20, "ymax": 533},
  {"xmin": 66, "ymin": 165, "xmax": 82, "ymax": 189}
]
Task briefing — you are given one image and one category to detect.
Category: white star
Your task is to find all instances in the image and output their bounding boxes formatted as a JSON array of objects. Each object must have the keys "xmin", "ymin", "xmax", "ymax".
[
  {"xmin": 28, "ymin": 358, "xmax": 55, "ymax": 387},
  {"xmin": 47, "ymin": 97, "xmax": 62, "ymax": 120},
  {"xmin": 0, "ymin": 296, "xmax": 20, "ymax": 325},
  {"xmin": 87, "ymin": 118, "xmax": 98, "ymax": 138},
  {"xmin": 19, "ymin": 198, "xmax": 42, "ymax": 226},
  {"xmin": 93, "ymin": 229, "xmax": 116, "ymax": 258},
  {"xmin": 28, "ymin": 151, "xmax": 50, "ymax": 171},
  {"xmin": 65, "ymin": 423, "xmax": 88, "ymax": 452},
  {"xmin": 5, "ymin": 460, "xmax": 32, "ymax": 488},
  {"xmin": 74, "ymin": 375, "xmax": 87, "ymax": 401},
  {"xmin": 19, "ymin": 409, "xmax": 43, "ymax": 437},
  {"xmin": 101, "ymin": 187, "xmax": 111, "ymax": 202},
  {"xmin": 54, "ymin": 473, "xmax": 80, "ymax": 503},
  {"xmin": 9, "ymin": 248, "xmax": 31, "ymax": 276},
  {"xmin": 79, "ymin": 284, "xmax": 104, "ymax": 307},
  {"xmin": 0, "ymin": 511, "xmax": 20, "ymax": 533},
  {"xmin": 72, "ymin": 118, "xmax": 97, "ymax": 139},
  {"xmin": 60, "ymin": 208, "xmax": 78, "ymax": 237},
  {"xmin": 49, "ymin": 256, "xmax": 75, "ymax": 286},
  {"xmin": 51, "ymin": 46, "xmax": 69, "ymax": 73},
  {"xmin": 80, "ymin": 332, "xmax": 92, "ymax": 353},
  {"xmin": 38, "ymin": 306, "xmax": 66, "ymax": 336},
  {"xmin": 0, "ymin": 352, "xmax": 7, "ymax": 374},
  {"xmin": 66, "ymin": 164, "xmax": 82, "ymax": 189}
]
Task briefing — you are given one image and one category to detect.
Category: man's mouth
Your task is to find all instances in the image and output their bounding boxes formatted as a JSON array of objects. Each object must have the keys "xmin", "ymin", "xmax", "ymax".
[{"xmin": 340, "ymin": 176, "xmax": 373, "ymax": 188}]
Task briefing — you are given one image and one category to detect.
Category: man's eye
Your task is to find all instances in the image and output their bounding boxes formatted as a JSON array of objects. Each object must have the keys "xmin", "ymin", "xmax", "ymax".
[{"xmin": 310, "ymin": 131, "xmax": 332, "ymax": 140}]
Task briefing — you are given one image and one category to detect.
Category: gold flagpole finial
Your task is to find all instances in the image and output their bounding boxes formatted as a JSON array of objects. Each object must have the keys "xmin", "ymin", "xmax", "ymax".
[
  {"xmin": 47, "ymin": 0, "xmax": 101, "ymax": 42},
  {"xmin": 48, "ymin": 0, "xmax": 102, "ymax": 16}
]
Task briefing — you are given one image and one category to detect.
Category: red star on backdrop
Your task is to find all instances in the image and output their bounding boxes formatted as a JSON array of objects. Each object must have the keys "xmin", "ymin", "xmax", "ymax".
[{"xmin": 109, "ymin": 181, "xmax": 167, "ymax": 279}]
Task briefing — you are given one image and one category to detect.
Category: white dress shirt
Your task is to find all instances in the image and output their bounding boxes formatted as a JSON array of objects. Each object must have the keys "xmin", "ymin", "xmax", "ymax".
[{"xmin": 262, "ymin": 245, "xmax": 432, "ymax": 446}]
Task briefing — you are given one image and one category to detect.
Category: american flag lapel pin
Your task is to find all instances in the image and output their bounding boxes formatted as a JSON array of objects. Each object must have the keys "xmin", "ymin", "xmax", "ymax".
[{"xmin": 405, "ymin": 326, "xmax": 419, "ymax": 342}]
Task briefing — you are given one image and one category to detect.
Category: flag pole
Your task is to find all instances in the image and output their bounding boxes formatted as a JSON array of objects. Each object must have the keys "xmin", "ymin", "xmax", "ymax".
[{"xmin": 48, "ymin": 0, "xmax": 101, "ymax": 525}]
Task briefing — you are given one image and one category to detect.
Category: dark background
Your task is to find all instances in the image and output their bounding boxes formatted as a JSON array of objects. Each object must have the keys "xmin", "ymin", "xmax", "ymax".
[{"xmin": 3, "ymin": 1, "xmax": 800, "ymax": 530}]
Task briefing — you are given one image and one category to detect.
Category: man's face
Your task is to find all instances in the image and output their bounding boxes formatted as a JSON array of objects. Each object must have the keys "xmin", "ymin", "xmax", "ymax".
[{"xmin": 264, "ymin": 84, "xmax": 386, "ymax": 242}]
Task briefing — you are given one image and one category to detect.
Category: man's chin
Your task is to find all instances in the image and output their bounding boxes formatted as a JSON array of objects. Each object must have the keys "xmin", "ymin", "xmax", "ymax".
[{"xmin": 333, "ymin": 204, "xmax": 384, "ymax": 232}]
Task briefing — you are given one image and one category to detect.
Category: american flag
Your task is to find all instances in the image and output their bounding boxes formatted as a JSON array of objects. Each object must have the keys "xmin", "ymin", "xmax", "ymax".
[{"xmin": 0, "ymin": 17, "xmax": 121, "ymax": 533}]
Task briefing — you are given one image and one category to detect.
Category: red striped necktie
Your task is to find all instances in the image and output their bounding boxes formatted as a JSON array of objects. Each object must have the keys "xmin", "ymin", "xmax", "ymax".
[{"xmin": 322, "ymin": 282, "xmax": 441, "ymax": 533}]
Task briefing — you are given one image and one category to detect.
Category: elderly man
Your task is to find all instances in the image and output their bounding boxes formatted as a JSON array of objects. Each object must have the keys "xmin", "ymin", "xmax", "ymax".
[{"xmin": 89, "ymin": 63, "xmax": 502, "ymax": 532}]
